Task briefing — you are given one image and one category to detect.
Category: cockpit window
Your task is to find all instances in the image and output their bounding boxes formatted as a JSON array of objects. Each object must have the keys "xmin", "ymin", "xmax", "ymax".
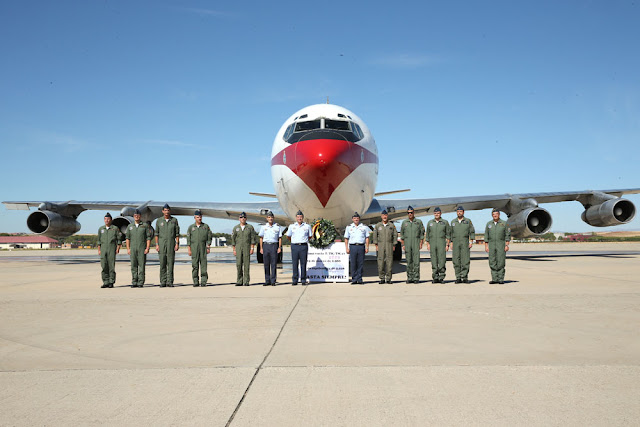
[
  {"xmin": 283, "ymin": 118, "xmax": 364, "ymax": 144},
  {"xmin": 294, "ymin": 120, "xmax": 321, "ymax": 132},
  {"xmin": 324, "ymin": 119, "xmax": 350, "ymax": 130},
  {"xmin": 283, "ymin": 124, "xmax": 294, "ymax": 141},
  {"xmin": 352, "ymin": 123, "xmax": 364, "ymax": 139}
]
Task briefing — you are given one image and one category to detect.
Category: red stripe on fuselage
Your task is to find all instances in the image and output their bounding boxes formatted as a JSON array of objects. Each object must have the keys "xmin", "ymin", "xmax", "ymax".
[{"xmin": 271, "ymin": 139, "xmax": 378, "ymax": 207}]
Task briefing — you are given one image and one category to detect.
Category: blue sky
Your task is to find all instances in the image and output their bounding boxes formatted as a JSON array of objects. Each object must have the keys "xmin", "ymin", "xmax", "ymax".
[{"xmin": 1, "ymin": 0, "xmax": 639, "ymax": 234}]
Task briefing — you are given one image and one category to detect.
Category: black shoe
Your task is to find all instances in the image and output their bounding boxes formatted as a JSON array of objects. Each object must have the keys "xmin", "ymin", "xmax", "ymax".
[
  {"xmin": 292, "ymin": 282, "xmax": 298, "ymax": 286},
  {"xmin": 108, "ymin": 284, "xmax": 114, "ymax": 288},
  {"xmin": 235, "ymin": 283, "xmax": 243, "ymax": 286},
  {"xmin": 244, "ymin": 283, "xmax": 250, "ymax": 286},
  {"xmin": 386, "ymin": 280, "xmax": 393, "ymax": 284},
  {"xmin": 379, "ymin": 280, "xmax": 385, "ymax": 284},
  {"xmin": 101, "ymin": 284, "xmax": 108, "ymax": 288},
  {"xmin": 358, "ymin": 280, "xmax": 364, "ymax": 284},
  {"xmin": 271, "ymin": 283, "xmax": 276, "ymax": 286},
  {"xmin": 463, "ymin": 279, "xmax": 469, "ymax": 284},
  {"xmin": 263, "ymin": 282, "xmax": 270, "ymax": 286},
  {"xmin": 489, "ymin": 281, "xmax": 496, "ymax": 284},
  {"xmin": 200, "ymin": 284, "xmax": 207, "ymax": 287},
  {"xmin": 406, "ymin": 280, "xmax": 411, "ymax": 284},
  {"xmin": 455, "ymin": 279, "xmax": 461, "ymax": 284},
  {"xmin": 160, "ymin": 284, "xmax": 166, "ymax": 287},
  {"xmin": 351, "ymin": 281, "xmax": 358, "ymax": 285},
  {"xmin": 498, "ymin": 281, "xmax": 504, "ymax": 285},
  {"xmin": 168, "ymin": 284, "xmax": 174, "ymax": 287},
  {"xmin": 131, "ymin": 285, "xmax": 136, "ymax": 288}
]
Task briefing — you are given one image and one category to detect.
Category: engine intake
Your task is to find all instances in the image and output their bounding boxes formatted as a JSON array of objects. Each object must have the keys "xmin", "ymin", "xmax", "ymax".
[
  {"xmin": 27, "ymin": 211, "xmax": 81, "ymax": 237},
  {"xmin": 581, "ymin": 199, "xmax": 636, "ymax": 227},
  {"xmin": 112, "ymin": 216, "xmax": 134, "ymax": 235},
  {"xmin": 112, "ymin": 216, "xmax": 155, "ymax": 237},
  {"xmin": 506, "ymin": 207, "xmax": 552, "ymax": 237}
]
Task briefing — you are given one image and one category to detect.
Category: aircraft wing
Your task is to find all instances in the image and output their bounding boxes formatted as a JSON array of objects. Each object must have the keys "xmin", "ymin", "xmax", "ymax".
[
  {"xmin": 363, "ymin": 188, "xmax": 640, "ymax": 226},
  {"xmin": 3, "ymin": 200, "xmax": 288, "ymax": 234}
]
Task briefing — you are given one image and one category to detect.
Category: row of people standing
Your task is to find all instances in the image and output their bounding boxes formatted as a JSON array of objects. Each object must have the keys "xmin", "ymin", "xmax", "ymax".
[
  {"xmin": 398, "ymin": 205, "xmax": 511, "ymax": 284},
  {"xmin": 96, "ymin": 204, "xmax": 511, "ymax": 288}
]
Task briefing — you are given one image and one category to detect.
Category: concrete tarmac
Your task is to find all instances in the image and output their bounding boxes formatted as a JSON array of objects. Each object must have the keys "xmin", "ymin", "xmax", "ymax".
[{"xmin": 1, "ymin": 243, "xmax": 639, "ymax": 426}]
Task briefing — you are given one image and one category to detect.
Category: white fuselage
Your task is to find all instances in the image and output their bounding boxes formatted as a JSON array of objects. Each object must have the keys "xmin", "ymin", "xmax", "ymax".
[{"xmin": 270, "ymin": 104, "xmax": 378, "ymax": 228}]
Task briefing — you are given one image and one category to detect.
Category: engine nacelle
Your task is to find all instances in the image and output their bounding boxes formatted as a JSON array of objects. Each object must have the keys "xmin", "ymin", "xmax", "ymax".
[
  {"xmin": 506, "ymin": 207, "xmax": 552, "ymax": 237},
  {"xmin": 581, "ymin": 198, "xmax": 636, "ymax": 227},
  {"xmin": 112, "ymin": 216, "xmax": 155, "ymax": 237},
  {"xmin": 112, "ymin": 216, "xmax": 134, "ymax": 235},
  {"xmin": 27, "ymin": 211, "xmax": 81, "ymax": 237}
]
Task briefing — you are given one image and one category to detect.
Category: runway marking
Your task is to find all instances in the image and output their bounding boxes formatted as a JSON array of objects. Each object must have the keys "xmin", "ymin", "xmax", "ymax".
[{"xmin": 225, "ymin": 284, "xmax": 309, "ymax": 426}]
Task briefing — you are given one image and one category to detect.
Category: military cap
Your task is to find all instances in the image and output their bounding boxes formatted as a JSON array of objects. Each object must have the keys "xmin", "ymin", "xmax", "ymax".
[
  {"xmin": 267, "ymin": 211, "xmax": 274, "ymax": 217},
  {"xmin": 352, "ymin": 212, "xmax": 360, "ymax": 218},
  {"xmin": 194, "ymin": 209, "xmax": 202, "ymax": 216},
  {"xmin": 133, "ymin": 209, "xmax": 141, "ymax": 215},
  {"xmin": 239, "ymin": 212, "xmax": 247, "ymax": 218},
  {"xmin": 104, "ymin": 212, "xmax": 112, "ymax": 218},
  {"xmin": 492, "ymin": 208, "xmax": 500, "ymax": 213},
  {"xmin": 163, "ymin": 203, "xmax": 171, "ymax": 210},
  {"xmin": 456, "ymin": 205, "xmax": 464, "ymax": 211},
  {"xmin": 434, "ymin": 207, "xmax": 441, "ymax": 212},
  {"xmin": 296, "ymin": 210, "xmax": 303, "ymax": 216},
  {"xmin": 381, "ymin": 209, "xmax": 388, "ymax": 215},
  {"xmin": 407, "ymin": 205, "xmax": 414, "ymax": 211}
]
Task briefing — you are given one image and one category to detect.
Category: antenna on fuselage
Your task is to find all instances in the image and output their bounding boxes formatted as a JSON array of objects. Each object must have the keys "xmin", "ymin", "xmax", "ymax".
[{"xmin": 326, "ymin": 96, "xmax": 329, "ymax": 104}]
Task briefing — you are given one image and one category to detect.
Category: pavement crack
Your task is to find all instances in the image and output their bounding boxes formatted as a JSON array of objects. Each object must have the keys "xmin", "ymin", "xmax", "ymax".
[{"xmin": 225, "ymin": 285, "xmax": 308, "ymax": 426}]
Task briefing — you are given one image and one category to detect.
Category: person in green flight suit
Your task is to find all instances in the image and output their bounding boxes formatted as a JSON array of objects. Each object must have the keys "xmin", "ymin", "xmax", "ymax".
[
  {"xmin": 371, "ymin": 209, "xmax": 398, "ymax": 284},
  {"xmin": 400, "ymin": 206, "xmax": 425, "ymax": 283},
  {"xmin": 97, "ymin": 212, "xmax": 122, "ymax": 288},
  {"xmin": 425, "ymin": 207, "xmax": 451, "ymax": 283},
  {"xmin": 155, "ymin": 203, "xmax": 180, "ymax": 287},
  {"xmin": 231, "ymin": 212, "xmax": 257, "ymax": 286},
  {"xmin": 450, "ymin": 205, "xmax": 475, "ymax": 283},
  {"xmin": 484, "ymin": 208, "xmax": 511, "ymax": 284},
  {"xmin": 125, "ymin": 209, "xmax": 151, "ymax": 288},
  {"xmin": 187, "ymin": 209, "xmax": 213, "ymax": 287}
]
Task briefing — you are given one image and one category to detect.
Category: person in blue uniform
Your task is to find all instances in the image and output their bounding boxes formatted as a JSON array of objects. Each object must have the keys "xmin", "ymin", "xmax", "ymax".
[
  {"xmin": 259, "ymin": 211, "xmax": 282, "ymax": 286},
  {"xmin": 286, "ymin": 210, "xmax": 313, "ymax": 286},
  {"xmin": 344, "ymin": 212, "xmax": 370, "ymax": 285}
]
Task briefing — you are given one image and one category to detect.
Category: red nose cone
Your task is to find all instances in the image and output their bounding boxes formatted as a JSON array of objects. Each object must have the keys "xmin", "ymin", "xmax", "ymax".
[{"xmin": 272, "ymin": 139, "xmax": 377, "ymax": 207}]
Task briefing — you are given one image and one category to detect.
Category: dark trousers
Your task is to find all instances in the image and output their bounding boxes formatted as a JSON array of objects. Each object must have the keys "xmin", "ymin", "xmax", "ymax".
[
  {"xmin": 349, "ymin": 244, "xmax": 365, "ymax": 282},
  {"xmin": 291, "ymin": 244, "xmax": 308, "ymax": 284},
  {"xmin": 263, "ymin": 243, "xmax": 278, "ymax": 284}
]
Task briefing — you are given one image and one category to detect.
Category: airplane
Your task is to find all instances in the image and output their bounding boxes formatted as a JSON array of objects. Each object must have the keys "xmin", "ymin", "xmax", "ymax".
[{"xmin": 4, "ymin": 103, "xmax": 639, "ymax": 260}]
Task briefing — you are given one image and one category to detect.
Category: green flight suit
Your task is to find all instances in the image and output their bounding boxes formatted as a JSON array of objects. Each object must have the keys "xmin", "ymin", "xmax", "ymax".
[
  {"xmin": 425, "ymin": 219, "xmax": 451, "ymax": 282},
  {"xmin": 97, "ymin": 225, "xmax": 122, "ymax": 287},
  {"xmin": 450, "ymin": 217, "xmax": 475, "ymax": 281},
  {"xmin": 125, "ymin": 222, "xmax": 152, "ymax": 286},
  {"xmin": 401, "ymin": 219, "xmax": 425, "ymax": 282},
  {"xmin": 187, "ymin": 222, "xmax": 213, "ymax": 286},
  {"xmin": 371, "ymin": 221, "xmax": 398, "ymax": 282},
  {"xmin": 485, "ymin": 219, "xmax": 511, "ymax": 282},
  {"xmin": 155, "ymin": 216, "xmax": 180, "ymax": 286},
  {"xmin": 231, "ymin": 224, "xmax": 257, "ymax": 285}
]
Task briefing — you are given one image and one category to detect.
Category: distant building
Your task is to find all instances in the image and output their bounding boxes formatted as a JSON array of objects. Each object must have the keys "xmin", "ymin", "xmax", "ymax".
[{"xmin": 0, "ymin": 236, "xmax": 60, "ymax": 249}]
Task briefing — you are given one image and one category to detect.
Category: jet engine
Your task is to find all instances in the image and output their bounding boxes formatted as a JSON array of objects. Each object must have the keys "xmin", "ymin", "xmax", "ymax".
[
  {"xmin": 27, "ymin": 210, "xmax": 81, "ymax": 237},
  {"xmin": 112, "ymin": 216, "xmax": 134, "ymax": 235},
  {"xmin": 506, "ymin": 207, "xmax": 552, "ymax": 237},
  {"xmin": 581, "ymin": 198, "xmax": 636, "ymax": 227},
  {"xmin": 113, "ymin": 215, "xmax": 156, "ymax": 237}
]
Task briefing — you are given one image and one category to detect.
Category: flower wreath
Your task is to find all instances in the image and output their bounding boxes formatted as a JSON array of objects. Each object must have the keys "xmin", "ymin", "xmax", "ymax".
[{"xmin": 308, "ymin": 218, "xmax": 338, "ymax": 249}]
